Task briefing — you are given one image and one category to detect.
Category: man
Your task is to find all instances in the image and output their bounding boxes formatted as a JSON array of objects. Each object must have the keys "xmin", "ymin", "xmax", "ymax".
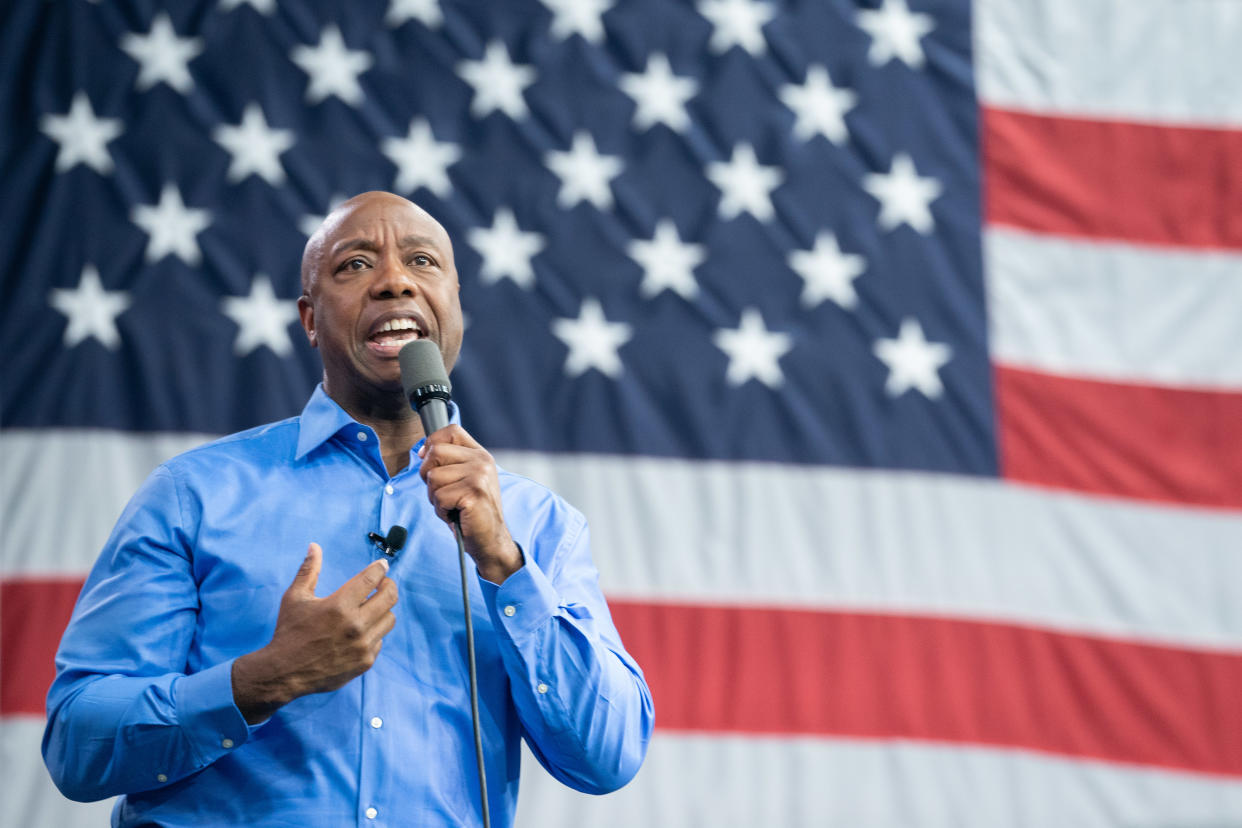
[{"xmin": 43, "ymin": 191, "xmax": 654, "ymax": 826}]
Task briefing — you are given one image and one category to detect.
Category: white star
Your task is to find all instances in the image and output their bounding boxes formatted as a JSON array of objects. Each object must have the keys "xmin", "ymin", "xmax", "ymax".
[
  {"xmin": 779, "ymin": 65, "xmax": 857, "ymax": 144},
  {"xmin": 382, "ymin": 119, "xmax": 461, "ymax": 197},
  {"xmin": 619, "ymin": 53, "xmax": 698, "ymax": 133},
  {"xmin": 861, "ymin": 152, "xmax": 943, "ymax": 234},
  {"xmin": 628, "ymin": 219, "xmax": 705, "ymax": 300},
  {"xmin": 857, "ymin": 0, "xmax": 935, "ymax": 69},
  {"xmin": 551, "ymin": 298, "xmax": 632, "ymax": 378},
  {"xmin": 119, "ymin": 13, "xmax": 204, "ymax": 93},
  {"xmin": 300, "ymin": 193, "xmax": 347, "ymax": 237},
  {"xmin": 457, "ymin": 41, "xmax": 536, "ymax": 120},
  {"xmin": 290, "ymin": 25, "xmax": 374, "ymax": 106},
  {"xmin": 385, "ymin": 0, "xmax": 442, "ymax": 27},
  {"xmin": 131, "ymin": 184, "xmax": 212, "ymax": 265},
  {"xmin": 545, "ymin": 131, "xmax": 623, "ymax": 211},
  {"xmin": 712, "ymin": 307, "xmax": 793, "ymax": 388},
  {"xmin": 222, "ymin": 274, "xmax": 300, "ymax": 357},
  {"xmin": 542, "ymin": 0, "xmax": 611, "ymax": 43},
  {"xmin": 873, "ymin": 317, "xmax": 952, "ymax": 398},
  {"xmin": 219, "ymin": 0, "xmax": 276, "ymax": 13},
  {"xmin": 467, "ymin": 208, "xmax": 546, "ymax": 289},
  {"xmin": 788, "ymin": 232, "xmax": 866, "ymax": 310},
  {"xmin": 699, "ymin": 0, "xmax": 774, "ymax": 55},
  {"xmin": 212, "ymin": 103, "xmax": 295, "ymax": 186},
  {"xmin": 48, "ymin": 265, "xmax": 131, "ymax": 349},
  {"xmin": 39, "ymin": 92, "xmax": 122, "ymax": 174},
  {"xmin": 706, "ymin": 143, "xmax": 783, "ymax": 222}
]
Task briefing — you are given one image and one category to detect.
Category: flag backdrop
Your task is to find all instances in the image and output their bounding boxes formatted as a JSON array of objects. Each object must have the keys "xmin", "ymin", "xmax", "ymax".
[{"xmin": 2, "ymin": 0, "xmax": 1241, "ymax": 825}]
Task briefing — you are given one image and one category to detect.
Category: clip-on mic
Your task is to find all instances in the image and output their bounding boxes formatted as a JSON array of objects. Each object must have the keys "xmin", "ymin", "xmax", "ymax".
[
  {"xmin": 368, "ymin": 525, "xmax": 408, "ymax": 557},
  {"xmin": 398, "ymin": 339, "xmax": 490, "ymax": 828}
]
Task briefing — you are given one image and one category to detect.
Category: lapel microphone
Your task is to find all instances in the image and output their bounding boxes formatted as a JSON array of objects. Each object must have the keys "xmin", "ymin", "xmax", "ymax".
[{"xmin": 367, "ymin": 525, "xmax": 408, "ymax": 557}]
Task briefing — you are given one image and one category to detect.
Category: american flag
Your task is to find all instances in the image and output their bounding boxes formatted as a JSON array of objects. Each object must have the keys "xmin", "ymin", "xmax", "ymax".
[{"xmin": 2, "ymin": 0, "xmax": 1240, "ymax": 824}]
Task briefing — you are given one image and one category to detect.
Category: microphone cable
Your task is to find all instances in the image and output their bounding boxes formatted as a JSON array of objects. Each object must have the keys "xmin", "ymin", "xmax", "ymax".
[
  {"xmin": 450, "ymin": 509, "xmax": 490, "ymax": 828},
  {"xmin": 399, "ymin": 340, "xmax": 489, "ymax": 827}
]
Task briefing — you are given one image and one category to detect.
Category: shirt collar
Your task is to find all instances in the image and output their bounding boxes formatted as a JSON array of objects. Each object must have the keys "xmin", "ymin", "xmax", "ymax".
[
  {"xmin": 294, "ymin": 384, "xmax": 461, "ymax": 461},
  {"xmin": 294, "ymin": 385, "xmax": 356, "ymax": 460}
]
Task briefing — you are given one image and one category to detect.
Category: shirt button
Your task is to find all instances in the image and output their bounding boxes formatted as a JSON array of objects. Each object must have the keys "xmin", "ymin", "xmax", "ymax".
[
  {"xmin": 385, "ymin": 484, "xmax": 394, "ymax": 495},
  {"xmin": 537, "ymin": 682, "xmax": 549, "ymax": 694},
  {"xmin": 221, "ymin": 738, "xmax": 234, "ymax": 749},
  {"xmin": 370, "ymin": 716, "xmax": 383, "ymax": 729},
  {"xmin": 156, "ymin": 773, "xmax": 168, "ymax": 783},
  {"xmin": 357, "ymin": 431, "xmax": 368, "ymax": 441},
  {"xmin": 365, "ymin": 807, "xmax": 378, "ymax": 819},
  {"xmin": 503, "ymin": 605, "xmax": 516, "ymax": 617}
]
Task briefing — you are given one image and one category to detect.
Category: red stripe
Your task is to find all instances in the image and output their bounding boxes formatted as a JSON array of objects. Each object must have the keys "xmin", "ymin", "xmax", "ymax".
[
  {"xmin": 9, "ymin": 579, "xmax": 1242, "ymax": 778},
  {"xmin": 610, "ymin": 600, "xmax": 1242, "ymax": 778},
  {"xmin": 983, "ymin": 107, "xmax": 1242, "ymax": 250},
  {"xmin": 994, "ymin": 364, "xmax": 1242, "ymax": 509},
  {"xmin": 0, "ymin": 578, "xmax": 81, "ymax": 716}
]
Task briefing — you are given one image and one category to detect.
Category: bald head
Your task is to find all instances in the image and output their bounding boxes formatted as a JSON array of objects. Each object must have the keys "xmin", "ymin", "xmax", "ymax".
[{"xmin": 300, "ymin": 191, "xmax": 451, "ymax": 294}]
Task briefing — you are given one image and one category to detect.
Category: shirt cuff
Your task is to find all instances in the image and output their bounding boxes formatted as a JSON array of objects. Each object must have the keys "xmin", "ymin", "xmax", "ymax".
[
  {"xmin": 481, "ymin": 556, "xmax": 561, "ymax": 640},
  {"xmin": 172, "ymin": 658, "xmax": 254, "ymax": 766}
]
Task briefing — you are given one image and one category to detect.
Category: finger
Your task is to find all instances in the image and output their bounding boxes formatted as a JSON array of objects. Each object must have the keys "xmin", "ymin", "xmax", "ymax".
[
  {"xmin": 358, "ymin": 576, "xmax": 399, "ymax": 624},
  {"xmin": 418, "ymin": 441, "xmax": 472, "ymax": 472},
  {"xmin": 335, "ymin": 557, "xmax": 390, "ymax": 606},
  {"xmin": 375, "ymin": 610, "xmax": 397, "ymax": 641},
  {"xmin": 427, "ymin": 479, "xmax": 499, "ymax": 524},
  {"xmin": 365, "ymin": 608, "xmax": 398, "ymax": 646},
  {"xmin": 422, "ymin": 461, "xmax": 477, "ymax": 494},
  {"xmin": 419, "ymin": 445, "xmax": 492, "ymax": 486},
  {"xmin": 426, "ymin": 424, "xmax": 482, "ymax": 451},
  {"xmin": 289, "ymin": 543, "xmax": 322, "ymax": 597}
]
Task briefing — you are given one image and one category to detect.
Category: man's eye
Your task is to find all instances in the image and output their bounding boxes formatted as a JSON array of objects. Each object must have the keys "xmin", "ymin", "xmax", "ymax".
[
  {"xmin": 411, "ymin": 254, "xmax": 433, "ymax": 267},
  {"xmin": 342, "ymin": 258, "xmax": 369, "ymax": 271}
]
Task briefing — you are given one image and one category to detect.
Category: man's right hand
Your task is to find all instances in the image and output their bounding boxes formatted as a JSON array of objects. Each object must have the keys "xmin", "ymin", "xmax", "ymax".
[{"xmin": 232, "ymin": 543, "xmax": 398, "ymax": 724}]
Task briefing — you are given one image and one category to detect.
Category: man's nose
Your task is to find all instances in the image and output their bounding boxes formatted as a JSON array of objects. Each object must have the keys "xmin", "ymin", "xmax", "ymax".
[{"xmin": 371, "ymin": 255, "xmax": 418, "ymax": 298}]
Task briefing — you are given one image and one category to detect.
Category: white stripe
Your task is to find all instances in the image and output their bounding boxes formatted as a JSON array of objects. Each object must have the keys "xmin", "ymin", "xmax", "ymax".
[
  {"xmin": 8, "ymin": 431, "xmax": 1239, "ymax": 650},
  {"xmin": 975, "ymin": 0, "xmax": 1242, "ymax": 127},
  {"xmin": 0, "ymin": 429, "xmax": 215, "ymax": 577},
  {"xmin": 515, "ymin": 732, "xmax": 1242, "ymax": 828},
  {"xmin": 0, "ymin": 717, "xmax": 115, "ymax": 827},
  {"xmin": 502, "ymin": 451, "xmax": 1242, "ymax": 650},
  {"xmin": 986, "ymin": 227, "xmax": 1242, "ymax": 389}
]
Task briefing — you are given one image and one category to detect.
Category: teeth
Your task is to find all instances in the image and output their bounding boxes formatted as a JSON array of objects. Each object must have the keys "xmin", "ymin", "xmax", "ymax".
[{"xmin": 379, "ymin": 318, "xmax": 419, "ymax": 333}]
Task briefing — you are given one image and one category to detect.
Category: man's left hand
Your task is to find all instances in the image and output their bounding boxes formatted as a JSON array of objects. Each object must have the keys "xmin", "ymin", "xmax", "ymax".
[{"xmin": 419, "ymin": 425, "xmax": 523, "ymax": 583}]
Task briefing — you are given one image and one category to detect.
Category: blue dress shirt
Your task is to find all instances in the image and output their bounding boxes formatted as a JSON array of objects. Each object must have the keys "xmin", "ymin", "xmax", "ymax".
[{"xmin": 44, "ymin": 386, "xmax": 654, "ymax": 827}]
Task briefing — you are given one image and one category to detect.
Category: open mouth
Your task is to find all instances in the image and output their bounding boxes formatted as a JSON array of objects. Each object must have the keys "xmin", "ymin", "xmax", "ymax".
[{"xmin": 367, "ymin": 317, "xmax": 424, "ymax": 355}]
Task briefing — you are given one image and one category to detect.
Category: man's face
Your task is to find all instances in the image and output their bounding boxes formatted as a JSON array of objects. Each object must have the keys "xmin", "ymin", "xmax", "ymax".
[{"xmin": 298, "ymin": 193, "xmax": 462, "ymax": 405}]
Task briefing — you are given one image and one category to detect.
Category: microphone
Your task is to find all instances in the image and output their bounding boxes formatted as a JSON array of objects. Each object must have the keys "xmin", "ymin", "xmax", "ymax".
[
  {"xmin": 399, "ymin": 339, "xmax": 452, "ymax": 436},
  {"xmin": 396, "ymin": 338, "xmax": 491, "ymax": 828},
  {"xmin": 367, "ymin": 525, "xmax": 408, "ymax": 557}
]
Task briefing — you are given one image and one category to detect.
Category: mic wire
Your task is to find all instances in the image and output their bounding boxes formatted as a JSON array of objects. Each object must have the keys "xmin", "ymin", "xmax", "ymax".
[{"xmin": 452, "ymin": 512, "xmax": 490, "ymax": 828}]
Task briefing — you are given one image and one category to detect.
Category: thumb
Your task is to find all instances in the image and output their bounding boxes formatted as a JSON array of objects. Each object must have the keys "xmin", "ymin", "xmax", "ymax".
[{"xmin": 289, "ymin": 542, "xmax": 322, "ymax": 597}]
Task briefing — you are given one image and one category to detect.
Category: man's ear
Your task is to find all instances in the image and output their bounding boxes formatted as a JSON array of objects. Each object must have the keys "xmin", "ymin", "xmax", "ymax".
[{"xmin": 297, "ymin": 295, "xmax": 317, "ymax": 348}]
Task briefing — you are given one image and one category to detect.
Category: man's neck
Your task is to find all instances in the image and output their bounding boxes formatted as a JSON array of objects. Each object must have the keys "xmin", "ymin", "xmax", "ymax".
[{"xmin": 326, "ymin": 385, "xmax": 426, "ymax": 477}]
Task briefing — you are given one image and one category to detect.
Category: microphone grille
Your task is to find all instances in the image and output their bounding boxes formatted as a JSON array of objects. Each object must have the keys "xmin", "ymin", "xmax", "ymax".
[
  {"xmin": 399, "ymin": 340, "xmax": 452, "ymax": 401},
  {"xmin": 385, "ymin": 524, "xmax": 408, "ymax": 553}
]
